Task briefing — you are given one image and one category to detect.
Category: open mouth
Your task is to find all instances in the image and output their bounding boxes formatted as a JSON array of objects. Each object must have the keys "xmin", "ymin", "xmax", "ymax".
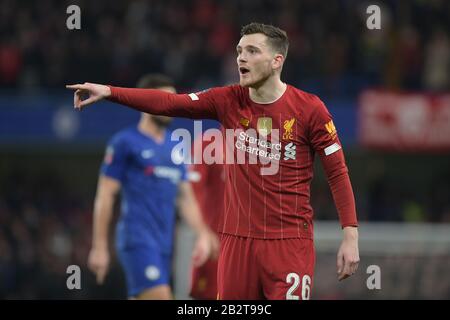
[{"xmin": 239, "ymin": 67, "xmax": 250, "ymax": 75}]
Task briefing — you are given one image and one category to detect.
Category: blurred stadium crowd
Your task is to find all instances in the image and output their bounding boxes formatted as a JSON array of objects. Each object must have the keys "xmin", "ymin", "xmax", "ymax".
[
  {"xmin": 0, "ymin": 0, "xmax": 449, "ymax": 299},
  {"xmin": 0, "ymin": 0, "xmax": 449, "ymax": 94},
  {"xmin": 0, "ymin": 167, "xmax": 126, "ymax": 298}
]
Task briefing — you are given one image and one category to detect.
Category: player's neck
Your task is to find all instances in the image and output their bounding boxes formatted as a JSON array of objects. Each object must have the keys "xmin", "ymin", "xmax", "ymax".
[
  {"xmin": 138, "ymin": 119, "xmax": 166, "ymax": 143},
  {"xmin": 249, "ymin": 77, "xmax": 287, "ymax": 104}
]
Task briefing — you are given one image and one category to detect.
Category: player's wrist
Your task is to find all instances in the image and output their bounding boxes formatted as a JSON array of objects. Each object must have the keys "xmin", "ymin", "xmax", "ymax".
[
  {"xmin": 103, "ymin": 85, "xmax": 112, "ymax": 98},
  {"xmin": 92, "ymin": 240, "xmax": 109, "ymax": 251},
  {"xmin": 194, "ymin": 225, "xmax": 212, "ymax": 238},
  {"xmin": 196, "ymin": 225, "xmax": 209, "ymax": 236},
  {"xmin": 342, "ymin": 226, "xmax": 358, "ymax": 240}
]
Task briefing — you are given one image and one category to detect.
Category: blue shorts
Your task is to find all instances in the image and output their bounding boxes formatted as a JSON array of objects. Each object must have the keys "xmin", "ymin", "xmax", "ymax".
[{"xmin": 116, "ymin": 245, "xmax": 172, "ymax": 297}]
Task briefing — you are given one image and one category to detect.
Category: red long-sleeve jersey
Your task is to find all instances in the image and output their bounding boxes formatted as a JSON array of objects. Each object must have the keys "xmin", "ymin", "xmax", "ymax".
[{"xmin": 108, "ymin": 84, "xmax": 358, "ymax": 239}]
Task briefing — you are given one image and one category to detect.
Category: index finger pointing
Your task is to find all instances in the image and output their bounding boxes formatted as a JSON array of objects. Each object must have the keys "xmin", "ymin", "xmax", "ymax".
[{"xmin": 66, "ymin": 84, "xmax": 84, "ymax": 90}]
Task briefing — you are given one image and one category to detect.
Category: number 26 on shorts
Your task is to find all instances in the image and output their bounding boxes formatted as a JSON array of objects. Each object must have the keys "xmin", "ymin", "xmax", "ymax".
[{"xmin": 286, "ymin": 272, "xmax": 311, "ymax": 300}]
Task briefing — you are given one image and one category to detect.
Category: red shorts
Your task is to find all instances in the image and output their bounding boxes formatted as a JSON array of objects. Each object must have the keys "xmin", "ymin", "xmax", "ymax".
[
  {"xmin": 190, "ymin": 258, "xmax": 218, "ymax": 300},
  {"xmin": 217, "ymin": 234, "xmax": 315, "ymax": 300}
]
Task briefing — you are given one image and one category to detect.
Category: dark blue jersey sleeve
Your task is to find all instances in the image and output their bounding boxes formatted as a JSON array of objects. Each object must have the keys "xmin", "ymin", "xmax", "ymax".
[{"xmin": 100, "ymin": 134, "xmax": 129, "ymax": 182}]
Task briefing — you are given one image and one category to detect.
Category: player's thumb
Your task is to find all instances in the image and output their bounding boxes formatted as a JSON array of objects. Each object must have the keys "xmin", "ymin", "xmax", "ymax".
[{"xmin": 80, "ymin": 96, "xmax": 99, "ymax": 108}]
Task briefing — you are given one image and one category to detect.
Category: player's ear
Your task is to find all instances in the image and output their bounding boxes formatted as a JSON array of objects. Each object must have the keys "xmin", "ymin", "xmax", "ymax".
[{"xmin": 272, "ymin": 53, "xmax": 284, "ymax": 70}]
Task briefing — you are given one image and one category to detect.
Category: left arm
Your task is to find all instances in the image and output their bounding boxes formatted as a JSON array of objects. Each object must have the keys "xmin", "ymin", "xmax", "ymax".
[
  {"xmin": 309, "ymin": 96, "xmax": 360, "ymax": 281},
  {"xmin": 177, "ymin": 181, "xmax": 219, "ymax": 266},
  {"xmin": 320, "ymin": 151, "xmax": 360, "ymax": 281}
]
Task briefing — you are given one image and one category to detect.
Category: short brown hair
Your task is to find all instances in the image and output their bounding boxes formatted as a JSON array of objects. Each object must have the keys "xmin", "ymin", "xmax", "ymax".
[
  {"xmin": 136, "ymin": 74, "xmax": 175, "ymax": 89},
  {"xmin": 241, "ymin": 22, "xmax": 289, "ymax": 57}
]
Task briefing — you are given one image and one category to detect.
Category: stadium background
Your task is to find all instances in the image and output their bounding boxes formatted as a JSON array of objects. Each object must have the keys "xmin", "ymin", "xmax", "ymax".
[{"xmin": 0, "ymin": 0, "xmax": 449, "ymax": 299}]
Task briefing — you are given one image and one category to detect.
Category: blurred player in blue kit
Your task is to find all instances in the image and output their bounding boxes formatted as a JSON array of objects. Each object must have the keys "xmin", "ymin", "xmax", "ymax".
[{"xmin": 87, "ymin": 74, "xmax": 218, "ymax": 299}]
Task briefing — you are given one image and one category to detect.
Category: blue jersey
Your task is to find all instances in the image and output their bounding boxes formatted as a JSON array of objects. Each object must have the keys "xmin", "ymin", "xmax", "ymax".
[{"xmin": 101, "ymin": 126, "xmax": 187, "ymax": 254}]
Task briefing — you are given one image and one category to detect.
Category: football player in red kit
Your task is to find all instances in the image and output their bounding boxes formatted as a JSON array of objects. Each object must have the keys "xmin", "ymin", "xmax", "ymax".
[{"xmin": 67, "ymin": 22, "xmax": 359, "ymax": 300}]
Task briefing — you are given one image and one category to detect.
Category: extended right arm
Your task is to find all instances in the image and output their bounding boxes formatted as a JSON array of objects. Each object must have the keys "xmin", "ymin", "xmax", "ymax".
[{"xmin": 66, "ymin": 82, "xmax": 219, "ymax": 119}]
